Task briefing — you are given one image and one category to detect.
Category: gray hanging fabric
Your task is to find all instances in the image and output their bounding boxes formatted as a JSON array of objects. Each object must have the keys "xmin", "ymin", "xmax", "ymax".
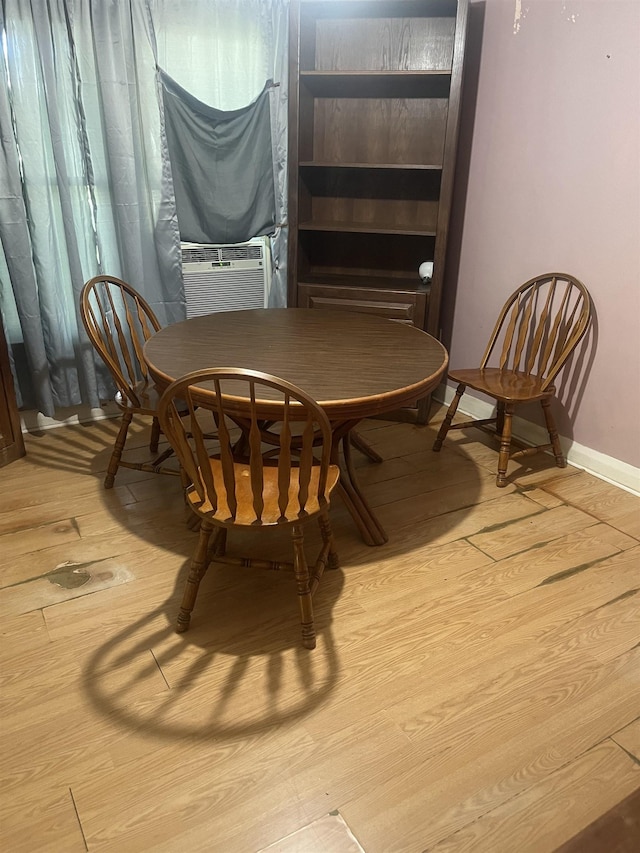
[{"xmin": 160, "ymin": 70, "xmax": 276, "ymax": 245}]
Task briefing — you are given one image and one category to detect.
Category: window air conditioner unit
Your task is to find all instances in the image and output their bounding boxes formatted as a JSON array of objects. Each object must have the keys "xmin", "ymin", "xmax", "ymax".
[{"xmin": 180, "ymin": 236, "xmax": 271, "ymax": 318}]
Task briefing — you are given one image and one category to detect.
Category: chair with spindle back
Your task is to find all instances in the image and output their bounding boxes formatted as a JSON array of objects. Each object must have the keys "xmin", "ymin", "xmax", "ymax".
[
  {"xmin": 157, "ymin": 367, "xmax": 341, "ymax": 650},
  {"xmin": 80, "ymin": 275, "xmax": 180, "ymax": 488},
  {"xmin": 432, "ymin": 273, "xmax": 592, "ymax": 486}
]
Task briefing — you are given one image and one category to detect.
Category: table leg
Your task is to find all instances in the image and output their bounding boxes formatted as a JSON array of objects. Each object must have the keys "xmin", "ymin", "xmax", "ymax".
[
  {"xmin": 350, "ymin": 430, "xmax": 384, "ymax": 463},
  {"xmin": 332, "ymin": 422, "xmax": 388, "ymax": 546}
]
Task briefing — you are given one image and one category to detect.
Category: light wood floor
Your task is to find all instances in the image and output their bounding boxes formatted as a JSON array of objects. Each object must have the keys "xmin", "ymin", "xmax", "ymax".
[{"xmin": 1, "ymin": 406, "xmax": 639, "ymax": 853}]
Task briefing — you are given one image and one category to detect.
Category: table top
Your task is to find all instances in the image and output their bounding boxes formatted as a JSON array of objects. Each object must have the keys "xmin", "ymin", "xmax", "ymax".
[{"xmin": 144, "ymin": 308, "xmax": 448, "ymax": 421}]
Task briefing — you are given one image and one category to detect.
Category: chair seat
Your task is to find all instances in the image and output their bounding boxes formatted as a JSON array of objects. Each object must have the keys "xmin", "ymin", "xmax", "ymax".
[
  {"xmin": 187, "ymin": 459, "xmax": 341, "ymax": 526},
  {"xmin": 449, "ymin": 368, "xmax": 555, "ymax": 402},
  {"xmin": 115, "ymin": 381, "xmax": 161, "ymax": 415}
]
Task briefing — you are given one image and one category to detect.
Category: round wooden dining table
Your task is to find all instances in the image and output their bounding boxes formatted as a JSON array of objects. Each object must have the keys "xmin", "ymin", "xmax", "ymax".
[{"xmin": 144, "ymin": 308, "xmax": 448, "ymax": 546}]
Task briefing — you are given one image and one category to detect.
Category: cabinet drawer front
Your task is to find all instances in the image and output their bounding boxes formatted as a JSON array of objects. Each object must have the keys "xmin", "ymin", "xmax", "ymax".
[{"xmin": 299, "ymin": 284, "xmax": 427, "ymax": 327}]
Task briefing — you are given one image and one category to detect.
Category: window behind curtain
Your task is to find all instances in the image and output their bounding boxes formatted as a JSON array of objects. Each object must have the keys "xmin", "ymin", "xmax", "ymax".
[{"xmin": 151, "ymin": 0, "xmax": 271, "ymax": 111}]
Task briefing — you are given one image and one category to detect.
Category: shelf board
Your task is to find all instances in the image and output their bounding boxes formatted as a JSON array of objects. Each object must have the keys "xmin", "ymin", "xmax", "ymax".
[
  {"xmin": 298, "ymin": 273, "xmax": 430, "ymax": 295},
  {"xmin": 299, "ymin": 220, "xmax": 436, "ymax": 237},
  {"xmin": 300, "ymin": 70, "xmax": 451, "ymax": 98},
  {"xmin": 299, "ymin": 164, "xmax": 442, "ymax": 199},
  {"xmin": 300, "ymin": 0, "xmax": 459, "ymax": 19},
  {"xmin": 299, "ymin": 161, "xmax": 443, "ymax": 171}
]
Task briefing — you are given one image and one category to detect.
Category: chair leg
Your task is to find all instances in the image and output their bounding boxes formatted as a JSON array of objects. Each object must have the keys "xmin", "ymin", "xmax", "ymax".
[
  {"xmin": 318, "ymin": 511, "xmax": 340, "ymax": 570},
  {"xmin": 433, "ymin": 383, "xmax": 465, "ymax": 451},
  {"xmin": 541, "ymin": 398, "xmax": 566, "ymax": 468},
  {"xmin": 105, "ymin": 411, "xmax": 133, "ymax": 489},
  {"xmin": 496, "ymin": 402, "xmax": 506, "ymax": 437},
  {"xmin": 496, "ymin": 403, "xmax": 515, "ymax": 487},
  {"xmin": 291, "ymin": 523, "xmax": 316, "ymax": 649},
  {"xmin": 176, "ymin": 519, "xmax": 214, "ymax": 633},
  {"xmin": 150, "ymin": 417, "xmax": 161, "ymax": 454},
  {"xmin": 211, "ymin": 526, "xmax": 227, "ymax": 557}
]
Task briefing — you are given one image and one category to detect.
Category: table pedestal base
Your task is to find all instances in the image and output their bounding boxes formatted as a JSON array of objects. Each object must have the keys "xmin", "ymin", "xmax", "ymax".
[{"xmin": 333, "ymin": 423, "xmax": 388, "ymax": 547}]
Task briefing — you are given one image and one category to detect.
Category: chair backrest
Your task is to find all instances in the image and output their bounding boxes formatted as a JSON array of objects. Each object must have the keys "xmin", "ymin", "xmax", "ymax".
[
  {"xmin": 158, "ymin": 368, "xmax": 334, "ymax": 525},
  {"xmin": 480, "ymin": 273, "xmax": 592, "ymax": 390},
  {"xmin": 80, "ymin": 275, "xmax": 161, "ymax": 408}
]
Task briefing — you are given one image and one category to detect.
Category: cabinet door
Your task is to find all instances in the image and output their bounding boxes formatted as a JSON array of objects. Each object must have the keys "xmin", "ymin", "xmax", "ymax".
[{"xmin": 0, "ymin": 324, "xmax": 26, "ymax": 467}]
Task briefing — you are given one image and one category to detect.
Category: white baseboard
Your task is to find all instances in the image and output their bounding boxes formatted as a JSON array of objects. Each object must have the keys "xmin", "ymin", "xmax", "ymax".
[
  {"xmin": 20, "ymin": 403, "xmax": 120, "ymax": 433},
  {"xmin": 435, "ymin": 383, "xmax": 640, "ymax": 496}
]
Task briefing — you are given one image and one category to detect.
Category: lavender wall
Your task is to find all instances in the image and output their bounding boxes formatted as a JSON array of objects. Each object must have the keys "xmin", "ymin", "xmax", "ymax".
[{"xmin": 441, "ymin": 0, "xmax": 640, "ymax": 469}]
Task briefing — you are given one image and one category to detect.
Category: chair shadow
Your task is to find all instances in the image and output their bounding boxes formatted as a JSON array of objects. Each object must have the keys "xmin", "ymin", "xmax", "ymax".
[
  {"xmin": 26, "ymin": 417, "xmax": 483, "ymax": 741},
  {"xmin": 555, "ymin": 311, "xmax": 598, "ymax": 436},
  {"xmin": 22, "ymin": 415, "xmax": 166, "ymax": 477},
  {"xmin": 82, "ymin": 529, "xmax": 345, "ymax": 742}
]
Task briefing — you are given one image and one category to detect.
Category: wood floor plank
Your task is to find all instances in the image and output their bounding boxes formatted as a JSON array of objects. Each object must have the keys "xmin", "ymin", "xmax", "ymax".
[
  {"xmin": 543, "ymin": 589, "xmax": 640, "ymax": 664},
  {"xmin": 0, "ymin": 609, "xmax": 50, "ymax": 661},
  {"xmin": 510, "ymin": 453, "xmax": 584, "ymax": 488},
  {"xmin": 0, "ymin": 518, "xmax": 82, "ymax": 573},
  {"xmin": 2, "ymin": 529, "xmax": 157, "ymax": 588},
  {"xmin": 540, "ymin": 471, "xmax": 640, "ymax": 539},
  {"xmin": 518, "ymin": 485, "xmax": 564, "ymax": 508},
  {"xmin": 362, "ymin": 452, "xmax": 485, "ymax": 506},
  {"xmin": 0, "ymin": 555, "xmax": 137, "ymax": 617},
  {"xmin": 374, "ymin": 473, "xmax": 518, "ymax": 530},
  {"xmin": 257, "ymin": 811, "xmax": 365, "ymax": 853},
  {"xmin": 612, "ymin": 717, "xmax": 640, "ymax": 761},
  {"xmin": 0, "ymin": 481, "xmax": 135, "ymax": 535},
  {"xmin": 442, "ymin": 429, "xmax": 583, "ymax": 488},
  {"xmin": 41, "ymin": 566, "xmax": 186, "ymax": 646},
  {"xmin": 472, "ymin": 522, "xmax": 637, "ymax": 595},
  {"xmin": 555, "ymin": 785, "xmax": 640, "ymax": 853},
  {"xmin": 360, "ymin": 422, "xmax": 438, "ymax": 460},
  {"xmin": 73, "ymin": 492, "xmax": 190, "ymax": 542},
  {"xmin": 427, "ymin": 739, "xmax": 640, "ymax": 853},
  {"xmin": 460, "ymin": 547, "xmax": 640, "ymax": 644},
  {"xmin": 71, "ymin": 715, "xmax": 405, "ymax": 852},
  {"xmin": 371, "ymin": 492, "xmax": 544, "ymax": 552},
  {"xmin": 437, "ymin": 430, "xmax": 506, "ymax": 471},
  {"xmin": 0, "ymin": 645, "xmax": 169, "ymax": 745},
  {"xmin": 336, "ymin": 539, "xmax": 494, "ymax": 604},
  {"xmin": 0, "ymin": 783, "xmax": 87, "ymax": 853},
  {"xmin": 386, "ymin": 647, "xmax": 611, "ymax": 749},
  {"xmin": 0, "ymin": 645, "xmax": 167, "ymax": 804},
  {"xmin": 361, "ymin": 445, "xmax": 478, "ymax": 482},
  {"xmin": 339, "ymin": 648, "xmax": 640, "ymax": 852},
  {"xmin": 348, "ymin": 546, "xmax": 640, "ymax": 672},
  {"xmin": 468, "ymin": 504, "xmax": 596, "ymax": 560}
]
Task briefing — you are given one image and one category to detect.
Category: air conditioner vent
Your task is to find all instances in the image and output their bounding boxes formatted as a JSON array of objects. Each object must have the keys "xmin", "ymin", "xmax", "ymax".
[
  {"xmin": 180, "ymin": 246, "xmax": 220, "ymax": 264},
  {"xmin": 219, "ymin": 245, "xmax": 263, "ymax": 262},
  {"xmin": 180, "ymin": 238, "xmax": 270, "ymax": 318}
]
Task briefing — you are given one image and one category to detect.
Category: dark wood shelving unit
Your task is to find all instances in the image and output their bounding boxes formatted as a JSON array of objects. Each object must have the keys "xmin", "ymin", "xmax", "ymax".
[{"xmin": 288, "ymin": 0, "xmax": 469, "ymax": 361}]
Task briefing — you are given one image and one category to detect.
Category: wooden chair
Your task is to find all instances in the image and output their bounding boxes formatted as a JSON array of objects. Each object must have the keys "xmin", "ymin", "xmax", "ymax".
[
  {"xmin": 432, "ymin": 273, "xmax": 592, "ymax": 486},
  {"xmin": 80, "ymin": 275, "xmax": 180, "ymax": 488},
  {"xmin": 157, "ymin": 367, "xmax": 341, "ymax": 650}
]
